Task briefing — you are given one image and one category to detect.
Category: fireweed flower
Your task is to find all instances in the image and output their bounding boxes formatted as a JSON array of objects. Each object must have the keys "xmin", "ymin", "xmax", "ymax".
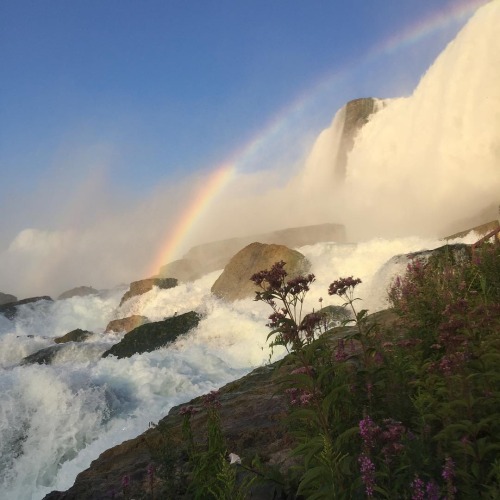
[
  {"xmin": 441, "ymin": 456, "xmax": 455, "ymax": 484},
  {"xmin": 410, "ymin": 475, "xmax": 425, "ymax": 500},
  {"xmin": 359, "ymin": 415, "xmax": 380, "ymax": 449},
  {"xmin": 358, "ymin": 453, "xmax": 376, "ymax": 497},
  {"xmin": 426, "ymin": 480, "xmax": 440, "ymax": 500}
]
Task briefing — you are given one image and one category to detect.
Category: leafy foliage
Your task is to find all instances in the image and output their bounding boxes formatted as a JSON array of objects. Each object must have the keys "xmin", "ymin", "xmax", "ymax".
[{"xmin": 252, "ymin": 240, "xmax": 500, "ymax": 498}]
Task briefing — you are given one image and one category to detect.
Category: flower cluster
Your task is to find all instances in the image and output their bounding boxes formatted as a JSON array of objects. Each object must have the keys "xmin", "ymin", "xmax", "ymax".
[
  {"xmin": 358, "ymin": 453, "xmax": 376, "ymax": 497},
  {"xmin": 328, "ymin": 276, "xmax": 362, "ymax": 297},
  {"xmin": 410, "ymin": 475, "xmax": 425, "ymax": 500},
  {"xmin": 285, "ymin": 274, "xmax": 316, "ymax": 296},
  {"xmin": 180, "ymin": 405, "xmax": 199, "ymax": 416},
  {"xmin": 251, "ymin": 260, "xmax": 287, "ymax": 290},
  {"xmin": 285, "ymin": 387, "xmax": 315, "ymax": 406},
  {"xmin": 202, "ymin": 390, "xmax": 222, "ymax": 409},
  {"xmin": 359, "ymin": 415, "xmax": 380, "ymax": 449}
]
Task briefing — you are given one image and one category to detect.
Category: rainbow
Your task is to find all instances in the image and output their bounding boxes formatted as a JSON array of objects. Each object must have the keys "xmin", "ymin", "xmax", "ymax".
[
  {"xmin": 148, "ymin": 0, "xmax": 487, "ymax": 276},
  {"xmin": 147, "ymin": 163, "xmax": 236, "ymax": 276}
]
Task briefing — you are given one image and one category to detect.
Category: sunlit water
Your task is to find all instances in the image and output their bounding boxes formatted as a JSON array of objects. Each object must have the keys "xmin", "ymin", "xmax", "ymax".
[{"xmin": 0, "ymin": 235, "xmax": 479, "ymax": 500}]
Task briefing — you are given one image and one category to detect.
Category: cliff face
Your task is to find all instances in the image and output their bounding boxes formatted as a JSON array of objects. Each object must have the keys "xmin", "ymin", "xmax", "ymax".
[{"xmin": 334, "ymin": 97, "xmax": 383, "ymax": 181}]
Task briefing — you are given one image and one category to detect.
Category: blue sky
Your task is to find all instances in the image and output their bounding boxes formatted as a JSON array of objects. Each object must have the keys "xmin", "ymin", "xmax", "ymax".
[{"xmin": 0, "ymin": 0, "xmax": 487, "ymax": 296}]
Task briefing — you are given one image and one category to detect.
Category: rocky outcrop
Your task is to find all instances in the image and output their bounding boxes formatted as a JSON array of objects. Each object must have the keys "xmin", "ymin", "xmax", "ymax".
[
  {"xmin": 0, "ymin": 292, "xmax": 17, "ymax": 306},
  {"xmin": 0, "ymin": 296, "xmax": 53, "ymax": 320},
  {"xmin": 119, "ymin": 278, "xmax": 178, "ymax": 307},
  {"xmin": 102, "ymin": 311, "xmax": 200, "ymax": 359},
  {"xmin": 58, "ymin": 286, "xmax": 99, "ymax": 300},
  {"xmin": 54, "ymin": 329, "xmax": 93, "ymax": 344},
  {"xmin": 211, "ymin": 242, "xmax": 310, "ymax": 301},
  {"xmin": 335, "ymin": 97, "xmax": 383, "ymax": 180},
  {"xmin": 444, "ymin": 219, "xmax": 500, "ymax": 242},
  {"xmin": 105, "ymin": 315, "xmax": 149, "ymax": 333},
  {"xmin": 20, "ymin": 345, "xmax": 64, "ymax": 365},
  {"xmin": 158, "ymin": 223, "xmax": 345, "ymax": 282},
  {"xmin": 405, "ymin": 243, "xmax": 472, "ymax": 265}
]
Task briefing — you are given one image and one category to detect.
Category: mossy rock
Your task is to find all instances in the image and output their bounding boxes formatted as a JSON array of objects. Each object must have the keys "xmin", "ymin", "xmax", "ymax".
[
  {"xmin": 102, "ymin": 311, "xmax": 200, "ymax": 359},
  {"xmin": 54, "ymin": 328, "xmax": 93, "ymax": 344}
]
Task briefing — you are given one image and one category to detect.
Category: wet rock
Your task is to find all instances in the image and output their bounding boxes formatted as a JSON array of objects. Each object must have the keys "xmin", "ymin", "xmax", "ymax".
[
  {"xmin": 54, "ymin": 329, "xmax": 93, "ymax": 344},
  {"xmin": 105, "ymin": 315, "xmax": 149, "ymax": 333},
  {"xmin": 119, "ymin": 278, "xmax": 178, "ymax": 307},
  {"xmin": 211, "ymin": 242, "xmax": 310, "ymax": 301},
  {"xmin": 58, "ymin": 286, "xmax": 99, "ymax": 300},
  {"xmin": 20, "ymin": 345, "xmax": 64, "ymax": 365},
  {"xmin": 102, "ymin": 311, "xmax": 200, "ymax": 359},
  {"xmin": 0, "ymin": 296, "xmax": 53, "ymax": 320},
  {"xmin": 444, "ymin": 219, "xmax": 500, "ymax": 242},
  {"xmin": 0, "ymin": 292, "xmax": 17, "ymax": 306}
]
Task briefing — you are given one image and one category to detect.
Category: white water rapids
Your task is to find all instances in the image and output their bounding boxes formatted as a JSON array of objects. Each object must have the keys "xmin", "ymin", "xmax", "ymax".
[{"xmin": 0, "ymin": 234, "xmax": 480, "ymax": 499}]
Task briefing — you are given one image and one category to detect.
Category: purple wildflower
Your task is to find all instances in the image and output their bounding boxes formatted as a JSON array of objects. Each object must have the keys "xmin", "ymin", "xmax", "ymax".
[
  {"xmin": 411, "ymin": 475, "xmax": 425, "ymax": 500},
  {"xmin": 358, "ymin": 453, "xmax": 376, "ymax": 497},
  {"xmin": 426, "ymin": 480, "xmax": 441, "ymax": 500},
  {"xmin": 179, "ymin": 405, "xmax": 199, "ymax": 416},
  {"xmin": 202, "ymin": 390, "xmax": 221, "ymax": 409},
  {"xmin": 359, "ymin": 415, "xmax": 380, "ymax": 449},
  {"xmin": 328, "ymin": 276, "xmax": 362, "ymax": 297}
]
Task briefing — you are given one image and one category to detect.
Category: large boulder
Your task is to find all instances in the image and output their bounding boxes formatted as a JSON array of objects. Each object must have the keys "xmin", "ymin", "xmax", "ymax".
[
  {"xmin": 54, "ymin": 329, "xmax": 93, "ymax": 344},
  {"xmin": 104, "ymin": 315, "xmax": 149, "ymax": 333},
  {"xmin": 57, "ymin": 286, "xmax": 99, "ymax": 300},
  {"xmin": 119, "ymin": 278, "xmax": 178, "ymax": 307},
  {"xmin": 157, "ymin": 223, "xmax": 345, "ymax": 282},
  {"xmin": 0, "ymin": 292, "xmax": 17, "ymax": 306},
  {"xmin": 0, "ymin": 296, "xmax": 53, "ymax": 320},
  {"xmin": 211, "ymin": 242, "xmax": 310, "ymax": 301},
  {"xmin": 102, "ymin": 311, "xmax": 200, "ymax": 359}
]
